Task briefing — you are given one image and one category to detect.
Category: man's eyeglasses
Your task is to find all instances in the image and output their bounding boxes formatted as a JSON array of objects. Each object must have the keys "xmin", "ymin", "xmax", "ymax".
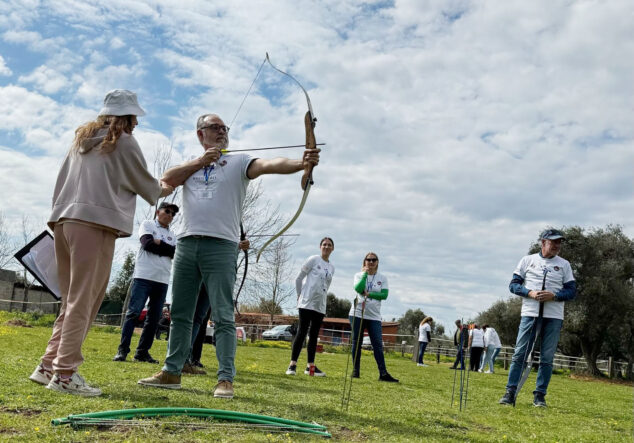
[
  {"xmin": 164, "ymin": 209, "xmax": 176, "ymax": 216},
  {"xmin": 365, "ymin": 258, "xmax": 378, "ymax": 263},
  {"xmin": 199, "ymin": 124, "xmax": 230, "ymax": 133}
]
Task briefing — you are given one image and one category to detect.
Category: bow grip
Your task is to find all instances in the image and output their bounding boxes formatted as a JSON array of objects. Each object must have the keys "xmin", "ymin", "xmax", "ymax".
[{"xmin": 301, "ymin": 111, "xmax": 317, "ymax": 190}]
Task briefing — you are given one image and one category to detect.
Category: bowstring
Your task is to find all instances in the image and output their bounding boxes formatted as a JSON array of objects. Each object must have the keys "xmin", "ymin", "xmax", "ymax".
[{"xmin": 228, "ymin": 55, "xmax": 268, "ymax": 130}]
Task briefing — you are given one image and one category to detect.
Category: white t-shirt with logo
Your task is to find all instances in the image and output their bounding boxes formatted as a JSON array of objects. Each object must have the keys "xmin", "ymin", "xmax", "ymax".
[
  {"xmin": 349, "ymin": 272, "xmax": 388, "ymax": 322},
  {"xmin": 133, "ymin": 219, "xmax": 176, "ymax": 284},
  {"xmin": 419, "ymin": 323, "xmax": 431, "ymax": 342},
  {"xmin": 296, "ymin": 255, "xmax": 335, "ymax": 315},
  {"xmin": 514, "ymin": 253, "xmax": 575, "ymax": 320},
  {"xmin": 177, "ymin": 153, "xmax": 255, "ymax": 242}
]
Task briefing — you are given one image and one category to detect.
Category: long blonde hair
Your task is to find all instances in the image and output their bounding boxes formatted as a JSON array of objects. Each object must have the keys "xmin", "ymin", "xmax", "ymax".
[
  {"xmin": 420, "ymin": 316, "xmax": 433, "ymax": 326},
  {"xmin": 72, "ymin": 115, "xmax": 135, "ymax": 153}
]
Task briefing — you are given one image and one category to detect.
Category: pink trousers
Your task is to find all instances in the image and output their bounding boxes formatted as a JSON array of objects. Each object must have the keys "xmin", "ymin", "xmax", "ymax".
[{"xmin": 41, "ymin": 222, "xmax": 116, "ymax": 373}]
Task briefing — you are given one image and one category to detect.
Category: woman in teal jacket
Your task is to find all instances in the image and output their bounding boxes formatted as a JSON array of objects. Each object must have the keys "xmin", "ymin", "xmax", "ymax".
[{"xmin": 348, "ymin": 252, "xmax": 398, "ymax": 382}]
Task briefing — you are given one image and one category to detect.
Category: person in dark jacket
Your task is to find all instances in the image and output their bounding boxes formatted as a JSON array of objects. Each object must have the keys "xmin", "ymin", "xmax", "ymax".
[{"xmin": 449, "ymin": 319, "xmax": 468, "ymax": 370}]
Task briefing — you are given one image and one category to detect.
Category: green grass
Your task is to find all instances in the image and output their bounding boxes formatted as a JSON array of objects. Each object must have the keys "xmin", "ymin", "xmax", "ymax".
[{"xmin": 0, "ymin": 313, "xmax": 632, "ymax": 442}]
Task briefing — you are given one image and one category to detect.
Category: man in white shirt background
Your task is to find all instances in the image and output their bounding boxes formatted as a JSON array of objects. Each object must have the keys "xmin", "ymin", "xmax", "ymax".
[
  {"xmin": 114, "ymin": 202, "xmax": 178, "ymax": 363},
  {"xmin": 499, "ymin": 229, "xmax": 576, "ymax": 408}
]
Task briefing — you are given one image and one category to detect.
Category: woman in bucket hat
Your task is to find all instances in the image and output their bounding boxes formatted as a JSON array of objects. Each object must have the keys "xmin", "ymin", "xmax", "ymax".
[{"xmin": 29, "ymin": 90, "xmax": 173, "ymax": 397}]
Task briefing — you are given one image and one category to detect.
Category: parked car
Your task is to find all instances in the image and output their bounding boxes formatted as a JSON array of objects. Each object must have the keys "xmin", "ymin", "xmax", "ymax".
[{"xmin": 262, "ymin": 324, "xmax": 293, "ymax": 341}]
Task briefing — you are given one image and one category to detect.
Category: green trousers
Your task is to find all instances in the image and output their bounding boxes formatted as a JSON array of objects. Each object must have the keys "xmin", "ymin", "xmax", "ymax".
[{"xmin": 163, "ymin": 236, "xmax": 238, "ymax": 381}]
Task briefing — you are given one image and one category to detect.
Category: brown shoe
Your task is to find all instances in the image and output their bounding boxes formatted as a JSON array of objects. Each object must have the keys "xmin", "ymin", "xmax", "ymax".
[
  {"xmin": 137, "ymin": 371, "xmax": 181, "ymax": 389},
  {"xmin": 213, "ymin": 380, "xmax": 234, "ymax": 399},
  {"xmin": 182, "ymin": 362, "xmax": 207, "ymax": 375}
]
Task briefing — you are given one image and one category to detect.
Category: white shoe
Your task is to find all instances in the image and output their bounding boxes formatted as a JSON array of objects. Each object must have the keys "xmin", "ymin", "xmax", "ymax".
[
  {"xmin": 417, "ymin": 363, "xmax": 429, "ymax": 367},
  {"xmin": 46, "ymin": 372, "xmax": 102, "ymax": 397},
  {"xmin": 478, "ymin": 369, "xmax": 483, "ymax": 373},
  {"xmin": 485, "ymin": 370, "xmax": 493, "ymax": 374},
  {"xmin": 29, "ymin": 364, "xmax": 54, "ymax": 385}
]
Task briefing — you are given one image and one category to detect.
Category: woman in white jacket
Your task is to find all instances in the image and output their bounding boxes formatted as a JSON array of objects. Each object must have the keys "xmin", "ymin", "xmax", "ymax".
[
  {"xmin": 285, "ymin": 237, "xmax": 335, "ymax": 376},
  {"xmin": 480, "ymin": 325, "xmax": 502, "ymax": 373}
]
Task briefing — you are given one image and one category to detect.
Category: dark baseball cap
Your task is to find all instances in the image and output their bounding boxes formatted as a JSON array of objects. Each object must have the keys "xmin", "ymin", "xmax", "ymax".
[
  {"xmin": 158, "ymin": 201, "xmax": 179, "ymax": 213},
  {"xmin": 540, "ymin": 229, "xmax": 565, "ymax": 240}
]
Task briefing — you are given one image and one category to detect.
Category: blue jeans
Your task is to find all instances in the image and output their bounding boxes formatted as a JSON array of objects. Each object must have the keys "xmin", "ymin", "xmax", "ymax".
[
  {"xmin": 163, "ymin": 236, "xmax": 238, "ymax": 381},
  {"xmin": 506, "ymin": 316, "xmax": 563, "ymax": 395},
  {"xmin": 417, "ymin": 341, "xmax": 428, "ymax": 364},
  {"xmin": 349, "ymin": 316, "xmax": 387, "ymax": 375},
  {"xmin": 481, "ymin": 345, "xmax": 501, "ymax": 372},
  {"xmin": 453, "ymin": 346, "xmax": 465, "ymax": 369},
  {"xmin": 118, "ymin": 278, "xmax": 168, "ymax": 356}
]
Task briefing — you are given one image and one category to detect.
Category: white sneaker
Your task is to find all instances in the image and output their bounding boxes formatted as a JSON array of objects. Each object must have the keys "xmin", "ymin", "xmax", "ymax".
[
  {"xmin": 478, "ymin": 369, "xmax": 483, "ymax": 373},
  {"xmin": 29, "ymin": 364, "xmax": 54, "ymax": 385},
  {"xmin": 485, "ymin": 370, "xmax": 493, "ymax": 374},
  {"xmin": 417, "ymin": 363, "xmax": 424, "ymax": 366},
  {"xmin": 46, "ymin": 372, "xmax": 102, "ymax": 397}
]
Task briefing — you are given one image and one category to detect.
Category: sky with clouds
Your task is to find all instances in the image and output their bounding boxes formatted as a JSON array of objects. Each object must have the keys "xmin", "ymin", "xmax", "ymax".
[{"xmin": 0, "ymin": 0, "xmax": 632, "ymax": 331}]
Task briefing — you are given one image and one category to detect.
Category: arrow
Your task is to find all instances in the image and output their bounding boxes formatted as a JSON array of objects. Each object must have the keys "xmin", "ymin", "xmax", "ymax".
[{"xmin": 221, "ymin": 143, "xmax": 325, "ymax": 154}]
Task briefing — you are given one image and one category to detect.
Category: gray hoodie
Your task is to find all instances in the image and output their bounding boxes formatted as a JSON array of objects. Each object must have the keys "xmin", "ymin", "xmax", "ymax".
[{"xmin": 48, "ymin": 129, "xmax": 162, "ymax": 237}]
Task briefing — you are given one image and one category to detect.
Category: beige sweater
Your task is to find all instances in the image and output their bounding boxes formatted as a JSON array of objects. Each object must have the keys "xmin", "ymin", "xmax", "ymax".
[{"xmin": 48, "ymin": 129, "xmax": 162, "ymax": 237}]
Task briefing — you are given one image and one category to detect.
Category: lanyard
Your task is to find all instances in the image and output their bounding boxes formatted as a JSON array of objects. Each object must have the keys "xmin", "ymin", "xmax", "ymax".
[
  {"xmin": 366, "ymin": 274, "xmax": 376, "ymax": 293},
  {"xmin": 203, "ymin": 164, "xmax": 215, "ymax": 186}
]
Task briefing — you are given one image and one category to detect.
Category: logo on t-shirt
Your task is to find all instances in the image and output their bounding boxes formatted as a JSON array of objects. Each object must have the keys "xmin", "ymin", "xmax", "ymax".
[
  {"xmin": 377, "ymin": 281, "xmax": 382, "ymax": 286},
  {"xmin": 554, "ymin": 266, "xmax": 560, "ymax": 271},
  {"xmin": 219, "ymin": 160, "xmax": 227, "ymax": 167},
  {"xmin": 317, "ymin": 265, "xmax": 321, "ymax": 270}
]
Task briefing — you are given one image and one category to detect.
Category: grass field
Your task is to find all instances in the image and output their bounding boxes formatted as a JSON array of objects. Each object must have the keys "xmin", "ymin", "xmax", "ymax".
[{"xmin": 0, "ymin": 312, "xmax": 632, "ymax": 442}]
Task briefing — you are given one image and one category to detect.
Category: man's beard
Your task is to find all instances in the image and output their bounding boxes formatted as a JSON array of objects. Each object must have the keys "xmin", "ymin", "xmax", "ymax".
[{"xmin": 217, "ymin": 137, "xmax": 229, "ymax": 150}]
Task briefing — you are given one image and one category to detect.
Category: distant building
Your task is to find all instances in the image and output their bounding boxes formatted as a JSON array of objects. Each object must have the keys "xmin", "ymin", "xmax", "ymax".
[
  {"xmin": 0, "ymin": 268, "xmax": 58, "ymax": 314},
  {"xmin": 234, "ymin": 311, "xmax": 399, "ymax": 345}
]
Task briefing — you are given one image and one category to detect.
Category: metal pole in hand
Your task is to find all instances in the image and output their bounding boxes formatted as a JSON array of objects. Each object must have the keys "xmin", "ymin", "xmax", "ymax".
[{"xmin": 340, "ymin": 295, "xmax": 357, "ymax": 410}]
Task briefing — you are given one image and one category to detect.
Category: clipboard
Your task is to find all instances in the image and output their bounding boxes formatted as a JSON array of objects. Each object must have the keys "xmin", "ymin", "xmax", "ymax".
[{"xmin": 14, "ymin": 230, "xmax": 61, "ymax": 300}]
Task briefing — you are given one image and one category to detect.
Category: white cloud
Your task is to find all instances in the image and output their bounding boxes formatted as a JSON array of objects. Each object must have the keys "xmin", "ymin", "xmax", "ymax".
[
  {"xmin": 0, "ymin": 0, "xmax": 632, "ymax": 330},
  {"xmin": 0, "ymin": 55, "xmax": 11, "ymax": 76},
  {"xmin": 18, "ymin": 65, "xmax": 71, "ymax": 94}
]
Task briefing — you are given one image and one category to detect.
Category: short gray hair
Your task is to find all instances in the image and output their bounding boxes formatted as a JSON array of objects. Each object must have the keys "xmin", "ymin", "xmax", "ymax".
[{"xmin": 196, "ymin": 114, "xmax": 218, "ymax": 130}]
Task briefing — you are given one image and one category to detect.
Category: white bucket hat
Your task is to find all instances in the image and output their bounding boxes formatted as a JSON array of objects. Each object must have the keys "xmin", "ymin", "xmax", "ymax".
[{"xmin": 98, "ymin": 89, "xmax": 146, "ymax": 116}]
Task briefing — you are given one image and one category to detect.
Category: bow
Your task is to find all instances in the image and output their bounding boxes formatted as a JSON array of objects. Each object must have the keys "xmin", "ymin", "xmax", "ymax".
[
  {"xmin": 233, "ymin": 222, "xmax": 248, "ymax": 315},
  {"xmin": 255, "ymin": 52, "xmax": 318, "ymax": 263},
  {"xmin": 514, "ymin": 268, "xmax": 549, "ymax": 406}
]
